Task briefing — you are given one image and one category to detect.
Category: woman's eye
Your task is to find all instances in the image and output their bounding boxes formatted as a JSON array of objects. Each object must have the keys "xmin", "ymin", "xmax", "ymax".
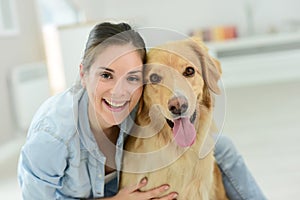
[
  {"xmin": 149, "ymin": 73, "xmax": 162, "ymax": 83},
  {"xmin": 127, "ymin": 76, "xmax": 141, "ymax": 82},
  {"xmin": 100, "ymin": 72, "xmax": 112, "ymax": 79},
  {"xmin": 183, "ymin": 66, "xmax": 195, "ymax": 77}
]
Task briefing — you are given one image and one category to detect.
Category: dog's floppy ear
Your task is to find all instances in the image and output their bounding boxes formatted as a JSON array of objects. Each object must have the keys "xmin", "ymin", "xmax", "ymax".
[{"xmin": 189, "ymin": 37, "xmax": 222, "ymax": 94}]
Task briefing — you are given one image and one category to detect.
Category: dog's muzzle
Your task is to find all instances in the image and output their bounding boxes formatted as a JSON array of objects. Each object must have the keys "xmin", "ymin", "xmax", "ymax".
[{"xmin": 166, "ymin": 110, "xmax": 196, "ymax": 128}]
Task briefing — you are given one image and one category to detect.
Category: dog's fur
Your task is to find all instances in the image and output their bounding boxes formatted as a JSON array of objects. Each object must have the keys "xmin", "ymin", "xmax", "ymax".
[{"xmin": 120, "ymin": 37, "xmax": 228, "ymax": 200}]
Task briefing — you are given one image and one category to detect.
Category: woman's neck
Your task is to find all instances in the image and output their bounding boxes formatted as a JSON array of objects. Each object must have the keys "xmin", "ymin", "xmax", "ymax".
[
  {"xmin": 88, "ymin": 103, "xmax": 119, "ymax": 174},
  {"xmin": 88, "ymin": 103, "xmax": 119, "ymax": 143}
]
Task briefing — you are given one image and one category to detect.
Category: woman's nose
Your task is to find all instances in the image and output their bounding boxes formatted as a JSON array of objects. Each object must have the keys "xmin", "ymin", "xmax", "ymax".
[{"xmin": 111, "ymin": 78, "xmax": 127, "ymax": 96}]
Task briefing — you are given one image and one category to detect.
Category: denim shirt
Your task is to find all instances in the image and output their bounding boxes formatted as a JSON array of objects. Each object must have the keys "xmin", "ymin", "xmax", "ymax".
[{"xmin": 18, "ymin": 86, "xmax": 136, "ymax": 199}]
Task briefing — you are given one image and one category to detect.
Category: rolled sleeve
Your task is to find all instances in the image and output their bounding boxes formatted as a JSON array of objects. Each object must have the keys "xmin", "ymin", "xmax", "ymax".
[{"xmin": 18, "ymin": 131, "xmax": 69, "ymax": 200}]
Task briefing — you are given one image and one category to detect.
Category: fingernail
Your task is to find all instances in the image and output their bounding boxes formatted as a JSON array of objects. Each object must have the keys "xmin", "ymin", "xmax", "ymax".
[
  {"xmin": 172, "ymin": 193, "xmax": 178, "ymax": 198},
  {"xmin": 141, "ymin": 177, "xmax": 147, "ymax": 184},
  {"xmin": 164, "ymin": 185, "xmax": 170, "ymax": 190}
]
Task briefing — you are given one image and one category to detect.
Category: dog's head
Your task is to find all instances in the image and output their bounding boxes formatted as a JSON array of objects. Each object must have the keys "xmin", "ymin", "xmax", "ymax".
[{"xmin": 140, "ymin": 37, "xmax": 222, "ymax": 148}]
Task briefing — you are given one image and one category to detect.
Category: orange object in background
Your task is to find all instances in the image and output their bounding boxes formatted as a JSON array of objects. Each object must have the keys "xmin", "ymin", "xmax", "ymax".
[
  {"xmin": 191, "ymin": 25, "xmax": 237, "ymax": 42},
  {"xmin": 223, "ymin": 26, "xmax": 237, "ymax": 40}
]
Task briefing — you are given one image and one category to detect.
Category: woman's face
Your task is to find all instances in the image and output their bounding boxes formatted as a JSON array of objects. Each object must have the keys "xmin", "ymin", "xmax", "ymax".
[{"xmin": 81, "ymin": 44, "xmax": 144, "ymax": 129}]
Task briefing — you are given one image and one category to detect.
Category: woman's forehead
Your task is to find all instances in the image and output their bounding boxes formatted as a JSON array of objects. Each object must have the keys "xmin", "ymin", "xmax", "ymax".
[{"xmin": 92, "ymin": 45, "xmax": 143, "ymax": 73}]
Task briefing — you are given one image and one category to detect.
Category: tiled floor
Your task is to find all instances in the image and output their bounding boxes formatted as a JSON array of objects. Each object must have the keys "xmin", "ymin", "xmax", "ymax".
[{"xmin": 1, "ymin": 80, "xmax": 299, "ymax": 199}]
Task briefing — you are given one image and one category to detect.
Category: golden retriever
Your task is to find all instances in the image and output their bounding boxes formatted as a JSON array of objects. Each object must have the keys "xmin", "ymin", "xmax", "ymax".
[{"xmin": 120, "ymin": 37, "xmax": 228, "ymax": 200}]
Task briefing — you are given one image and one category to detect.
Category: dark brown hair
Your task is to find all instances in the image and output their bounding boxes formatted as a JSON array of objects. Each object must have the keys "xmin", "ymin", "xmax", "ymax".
[{"xmin": 81, "ymin": 22, "xmax": 146, "ymax": 72}]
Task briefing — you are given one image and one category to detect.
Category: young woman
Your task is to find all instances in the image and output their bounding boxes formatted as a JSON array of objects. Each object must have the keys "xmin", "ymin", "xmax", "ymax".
[{"xmin": 18, "ymin": 22, "xmax": 267, "ymax": 200}]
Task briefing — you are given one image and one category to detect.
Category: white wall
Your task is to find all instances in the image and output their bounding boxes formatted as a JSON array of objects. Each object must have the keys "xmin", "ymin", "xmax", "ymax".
[
  {"xmin": 74, "ymin": 0, "xmax": 300, "ymax": 36},
  {"xmin": 253, "ymin": 0, "xmax": 300, "ymax": 33},
  {"xmin": 0, "ymin": 0, "xmax": 45, "ymax": 144}
]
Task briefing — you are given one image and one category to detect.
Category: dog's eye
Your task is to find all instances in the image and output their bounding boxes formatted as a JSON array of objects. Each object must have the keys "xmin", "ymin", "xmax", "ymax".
[
  {"xmin": 149, "ymin": 73, "xmax": 162, "ymax": 83},
  {"xmin": 183, "ymin": 66, "xmax": 195, "ymax": 77}
]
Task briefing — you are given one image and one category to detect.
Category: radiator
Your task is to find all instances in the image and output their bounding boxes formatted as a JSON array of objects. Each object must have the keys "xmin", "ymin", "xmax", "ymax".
[{"xmin": 9, "ymin": 62, "xmax": 50, "ymax": 132}]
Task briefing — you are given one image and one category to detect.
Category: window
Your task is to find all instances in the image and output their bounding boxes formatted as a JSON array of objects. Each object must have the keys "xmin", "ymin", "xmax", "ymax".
[
  {"xmin": 37, "ymin": 0, "xmax": 82, "ymax": 26},
  {"xmin": 0, "ymin": 0, "xmax": 18, "ymax": 36}
]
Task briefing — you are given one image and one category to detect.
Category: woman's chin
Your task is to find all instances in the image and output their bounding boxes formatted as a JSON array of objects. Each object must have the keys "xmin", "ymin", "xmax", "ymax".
[{"xmin": 104, "ymin": 112, "xmax": 128, "ymax": 126}]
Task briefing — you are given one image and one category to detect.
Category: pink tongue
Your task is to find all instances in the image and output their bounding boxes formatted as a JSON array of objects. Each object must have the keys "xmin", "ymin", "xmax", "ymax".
[{"xmin": 173, "ymin": 117, "xmax": 196, "ymax": 147}]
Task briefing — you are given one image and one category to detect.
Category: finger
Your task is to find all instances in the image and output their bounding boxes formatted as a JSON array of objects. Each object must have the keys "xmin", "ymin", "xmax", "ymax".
[
  {"xmin": 141, "ymin": 184, "xmax": 171, "ymax": 199},
  {"xmin": 126, "ymin": 177, "xmax": 148, "ymax": 193},
  {"xmin": 153, "ymin": 192, "xmax": 178, "ymax": 200}
]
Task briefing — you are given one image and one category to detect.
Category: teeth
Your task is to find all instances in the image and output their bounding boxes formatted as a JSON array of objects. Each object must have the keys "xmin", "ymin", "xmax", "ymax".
[{"xmin": 105, "ymin": 99, "xmax": 127, "ymax": 107}]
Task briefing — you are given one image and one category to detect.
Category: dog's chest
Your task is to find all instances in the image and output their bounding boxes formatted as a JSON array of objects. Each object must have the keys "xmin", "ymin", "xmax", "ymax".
[{"xmin": 140, "ymin": 150, "xmax": 214, "ymax": 200}]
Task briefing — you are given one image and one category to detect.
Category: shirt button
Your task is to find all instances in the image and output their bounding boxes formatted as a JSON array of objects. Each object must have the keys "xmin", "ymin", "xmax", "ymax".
[{"xmin": 98, "ymin": 174, "xmax": 102, "ymax": 178}]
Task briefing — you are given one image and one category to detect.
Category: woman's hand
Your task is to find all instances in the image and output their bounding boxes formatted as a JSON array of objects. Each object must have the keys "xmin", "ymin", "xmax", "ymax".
[{"xmin": 113, "ymin": 177, "xmax": 178, "ymax": 200}]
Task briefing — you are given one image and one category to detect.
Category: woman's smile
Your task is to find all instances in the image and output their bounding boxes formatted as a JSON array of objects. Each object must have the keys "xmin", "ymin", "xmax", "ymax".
[{"xmin": 103, "ymin": 98, "xmax": 130, "ymax": 112}]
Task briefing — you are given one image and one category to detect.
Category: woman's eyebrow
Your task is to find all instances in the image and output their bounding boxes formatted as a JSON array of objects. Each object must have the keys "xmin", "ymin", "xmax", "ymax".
[
  {"xmin": 128, "ymin": 70, "xmax": 143, "ymax": 74},
  {"xmin": 98, "ymin": 67, "xmax": 114, "ymax": 72}
]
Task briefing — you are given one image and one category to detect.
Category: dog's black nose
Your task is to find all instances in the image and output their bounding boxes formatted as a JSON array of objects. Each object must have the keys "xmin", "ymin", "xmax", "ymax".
[{"xmin": 168, "ymin": 96, "xmax": 188, "ymax": 115}]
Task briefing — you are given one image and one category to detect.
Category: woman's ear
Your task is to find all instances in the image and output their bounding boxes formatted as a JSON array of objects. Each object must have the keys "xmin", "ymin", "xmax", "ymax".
[{"xmin": 80, "ymin": 64, "xmax": 86, "ymax": 87}]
